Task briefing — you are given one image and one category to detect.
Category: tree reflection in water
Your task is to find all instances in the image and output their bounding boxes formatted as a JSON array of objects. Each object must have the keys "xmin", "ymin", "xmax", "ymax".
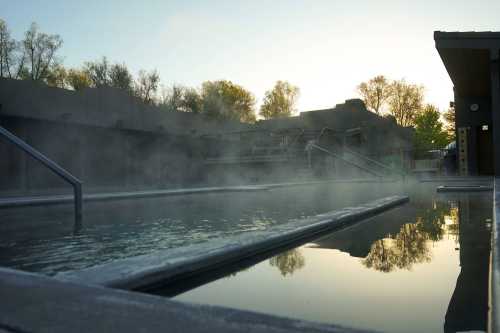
[
  {"xmin": 269, "ymin": 249, "xmax": 305, "ymax": 276},
  {"xmin": 363, "ymin": 201, "xmax": 458, "ymax": 272}
]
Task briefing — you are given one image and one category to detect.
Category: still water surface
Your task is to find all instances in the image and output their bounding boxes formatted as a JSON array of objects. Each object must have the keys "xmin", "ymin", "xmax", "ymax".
[
  {"xmin": 0, "ymin": 182, "xmax": 402, "ymax": 275},
  {"xmin": 174, "ymin": 191, "xmax": 491, "ymax": 333}
]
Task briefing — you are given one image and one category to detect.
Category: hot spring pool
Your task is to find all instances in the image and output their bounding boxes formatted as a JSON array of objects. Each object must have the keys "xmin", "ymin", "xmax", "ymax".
[{"xmin": 0, "ymin": 182, "xmax": 405, "ymax": 275}]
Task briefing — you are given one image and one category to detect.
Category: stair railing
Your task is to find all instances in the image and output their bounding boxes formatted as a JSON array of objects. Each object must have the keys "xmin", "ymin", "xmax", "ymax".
[
  {"xmin": 0, "ymin": 125, "xmax": 83, "ymax": 222},
  {"xmin": 307, "ymin": 143, "xmax": 383, "ymax": 178},
  {"xmin": 343, "ymin": 146, "xmax": 406, "ymax": 178}
]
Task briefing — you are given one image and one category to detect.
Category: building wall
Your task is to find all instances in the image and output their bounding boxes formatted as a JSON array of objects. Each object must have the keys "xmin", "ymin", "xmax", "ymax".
[{"xmin": 454, "ymin": 93, "xmax": 492, "ymax": 175}]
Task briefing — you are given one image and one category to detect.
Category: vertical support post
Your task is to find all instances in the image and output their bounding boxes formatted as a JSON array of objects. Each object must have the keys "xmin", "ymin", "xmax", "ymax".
[
  {"xmin": 0, "ymin": 125, "xmax": 83, "ymax": 224},
  {"xmin": 74, "ymin": 182, "xmax": 82, "ymax": 221},
  {"xmin": 491, "ymin": 49, "xmax": 500, "ymax": 175}
]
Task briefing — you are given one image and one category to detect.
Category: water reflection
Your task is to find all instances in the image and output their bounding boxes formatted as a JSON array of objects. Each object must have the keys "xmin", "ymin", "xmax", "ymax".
[
  {"xmin": 362, "ymin": 228, "xmax": 431, "ymax": 272},
  {"xmin": 173, "ymin": 192, "xmax": 492, "ymax": 333},
  {"xmin": 362, "ymin": 206, "xmax": 450, "ymax": 273},
  {"xmin": 311, "ymin": 200, "xmax": 458, "ymax": 273},
  {"xmin": 444, "ymin": 195, "xmax": 491, "ymax": 333},
  {"xmin": 269, "ymin": 249, "xmax": 305, "ymax": 276}
]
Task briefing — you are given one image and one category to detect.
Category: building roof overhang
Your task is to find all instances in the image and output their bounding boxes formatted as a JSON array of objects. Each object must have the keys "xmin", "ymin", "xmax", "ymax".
[{"xmin": 434, "ymin": 31, "xmax": 500, "ymax": 97}]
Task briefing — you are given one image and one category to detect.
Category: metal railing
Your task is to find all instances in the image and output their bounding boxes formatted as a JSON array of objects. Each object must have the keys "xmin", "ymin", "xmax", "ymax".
[
  {"xmin": 0, "ymin": 126, "xmax": 83, "ymax": 222},
  {"xmin": 307, "ymin": 143, "xmax": 384, "ymax": 178},
  {"xmin": 343, "ymin": 146, "xmax": 407, "ymax": 177}
]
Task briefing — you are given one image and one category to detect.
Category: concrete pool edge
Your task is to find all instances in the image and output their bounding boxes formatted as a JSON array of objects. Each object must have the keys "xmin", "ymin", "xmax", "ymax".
[
  {"xmin": 0, "ymin": 185, "xmax": 271, "ymax": 208},
  {"xmin": 57, "ymin": 195, "xmax": 409, "ymax": 291},
  {"xmin": 490, "ymin": 177, "xmax": 500, "ymax": 333},
  {"xmin": 0, "ymin": 267, "xmax": 378, "ymax": 333},
  {"xmin": 437, "ymin": 185, "xmax": 493, "ymax": 192},
  {"xmin": 0, "ymin": 178, "xmax": 397, "ymax": 208}
]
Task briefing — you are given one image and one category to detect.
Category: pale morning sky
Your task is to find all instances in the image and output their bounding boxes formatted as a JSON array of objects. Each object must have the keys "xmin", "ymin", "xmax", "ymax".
[{"xmin": 3, "ymin": 0, "xmax": 500, "ymax": 114}]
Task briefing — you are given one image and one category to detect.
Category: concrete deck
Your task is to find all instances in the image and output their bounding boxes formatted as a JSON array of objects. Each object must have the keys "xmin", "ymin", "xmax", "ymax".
[
  {"xmin": 58, "ymin": 195, "xmax": 409, "ymax": 291},
  {"xmin": 0, "ymin": 267, "xmax": 375, "ymax": 333}
]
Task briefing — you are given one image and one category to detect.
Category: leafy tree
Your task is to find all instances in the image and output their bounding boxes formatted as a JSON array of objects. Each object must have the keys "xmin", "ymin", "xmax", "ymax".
[
  {"xmin": 414, "ymin": 104, "xmax": 450, "ymax": 151},
  {"xmin": 0, "ymin": 19, "xmax": 25, "ymax": 79},
  {"xmin": 66, "ymin": 68, "xmax": 91, "ymax": 90},
  {"xmin": 259, "ymin": 80, "xmax": 300, "ymax": 119},
  {"xmin": 387, "ymin": 79, "xmax": 424, "ymax": 127},
  {"xmin": 22, "ymin": 22, "xmax": 63, "ymax": 81},
  {"xmin": 357, "ymin": 75, "xmax": 392, "ymax": 115},
  {"xmin": 201, "ymin": 80, "xmax": 256, "ymax": 123},
  {"xmin": 269, "ymin": 249, "xmax": 305, "ymax": 276},
  {"xmin": 109, "ymin": 62, "xmax": 133, "ymax": 92},
  {"xmin": 84, "ymin": 56, "xmax": 110, "ymax": 87},
  {"xmin": 182, "ymin": 87, "xmax": 202, "ymax": 113},
  {"xmin": 443, "ymin": 106, "xmax": 455, "ymax": 140},
  {"xmin": 160, "ymin": 85, "xmax": 202, "ymax": 113},
  {"xmin": 134, "ymin": 69, "xmax": 160, "ymax": 104},
  {"xmin": 45, "ymin": 64, "xmax": 67, "ymax": 88}
]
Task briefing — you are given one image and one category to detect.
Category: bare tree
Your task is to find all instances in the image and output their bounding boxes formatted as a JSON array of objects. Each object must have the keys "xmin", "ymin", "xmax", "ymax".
[
  {"xmin": 84, "ymin": 56, "xmax": 110, "ymax": 87},
  {"xmin": 22, "ymin": 22, "xmax": 63, "ymax": 81},
  {"xmin": 109, "ymin": 62, "xmax": 133, "ymax": 92},
  {"xmin": 0, "ymin": 19, "xmax": 26, "ymax": 79},
  {"xmin": 387, "ymin": 79, "xmax": 424, "ymax": 127},
  {"xmin": 134, "ymin": 69, "xmax": 160, "ymax": 104},
  {"xmin": 160, "ymin": 85, "xmax": 202, "ymax": 113},
  {"xmin": 357, "ymin": 75, "xmax": 392, "ymax": 115}
]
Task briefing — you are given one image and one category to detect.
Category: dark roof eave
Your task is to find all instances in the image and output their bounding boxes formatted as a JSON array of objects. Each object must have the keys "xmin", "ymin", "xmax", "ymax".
[{"xmin": 434, "ymin": 31, "xmax": 500, "ymax": 50}]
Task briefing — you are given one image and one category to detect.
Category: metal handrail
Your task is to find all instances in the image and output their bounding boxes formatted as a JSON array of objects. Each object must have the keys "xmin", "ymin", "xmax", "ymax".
[
  {"xmin": 0, "ymin": 126, "xmax": 82, "ymax": 222},
  {"xmin": 318, "ymin": 127, "xmax": 337, "ymax": 141},
  {"xmin": 343, "ymin": 146, "xmax": 406, "ymax": 177},
  {"xmin": 308, "ymin": 143, "xmax": 383, "ymax": 178}
]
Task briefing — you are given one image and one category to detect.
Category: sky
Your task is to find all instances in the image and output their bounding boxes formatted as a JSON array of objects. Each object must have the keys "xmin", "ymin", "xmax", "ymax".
[{"xmin": 3, "ymin": 0, "xmax": 500, "ymax": 114}]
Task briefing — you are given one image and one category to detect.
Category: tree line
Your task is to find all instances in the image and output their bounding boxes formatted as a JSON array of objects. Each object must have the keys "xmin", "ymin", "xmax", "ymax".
[
  {"xmin": 0, "ymin": 19, "xmax": 300, "ymax": 123},
  {"xmin": 0, "ymin": 19, "xmax": 456, "ymax": 151},
  {"xmin": 357, "ymin": 75, "xmax": 455, "ymax": 151}
]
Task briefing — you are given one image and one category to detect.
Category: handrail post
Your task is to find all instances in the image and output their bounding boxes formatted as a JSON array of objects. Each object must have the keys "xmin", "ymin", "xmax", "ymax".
[
  {"xmin": 0, "ymin": 125, "xmax": 83, "ymax": 223},
  {"xmin": 74, "ymin": 182, "xmax": 82, "ymax": 221}
]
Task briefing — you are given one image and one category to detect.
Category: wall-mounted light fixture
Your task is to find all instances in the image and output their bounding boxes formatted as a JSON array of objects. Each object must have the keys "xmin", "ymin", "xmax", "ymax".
[{"xmin": 470, "ymin": 103, "xmax": 479, "ymax": 112}]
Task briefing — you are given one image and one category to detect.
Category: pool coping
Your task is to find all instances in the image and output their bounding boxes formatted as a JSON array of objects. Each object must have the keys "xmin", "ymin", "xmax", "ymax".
[
  {"xmin": 0, "ymin": 267, "xmax": 377, "ymax": 333},
  {"xmin": 0, "ymin": 178, "xmax": 398, "ymax": 208},
  {"xmin": 436, "ymin": 185, "xmax": 493, "ymax": 192},
  {"xmin": 57, "ymin": 195, "xmax": 409, "ymax": 291}
]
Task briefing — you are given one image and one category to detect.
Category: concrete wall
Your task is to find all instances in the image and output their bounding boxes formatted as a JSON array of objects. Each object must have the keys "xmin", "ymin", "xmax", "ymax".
[
  {"xmin": 0, "ymin": 116, "xmax": 207, "ymax": 193},
  {"xmin": 0, "ymin": 78, "xmax": 257, "ymax": 193},
  {"xmin": 0, "ymin": 78, "xmax": 248, "ymax": 137},
  {"xmin": 0, "ymin": 79, "xmax": 414, "ymax": 193}
]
